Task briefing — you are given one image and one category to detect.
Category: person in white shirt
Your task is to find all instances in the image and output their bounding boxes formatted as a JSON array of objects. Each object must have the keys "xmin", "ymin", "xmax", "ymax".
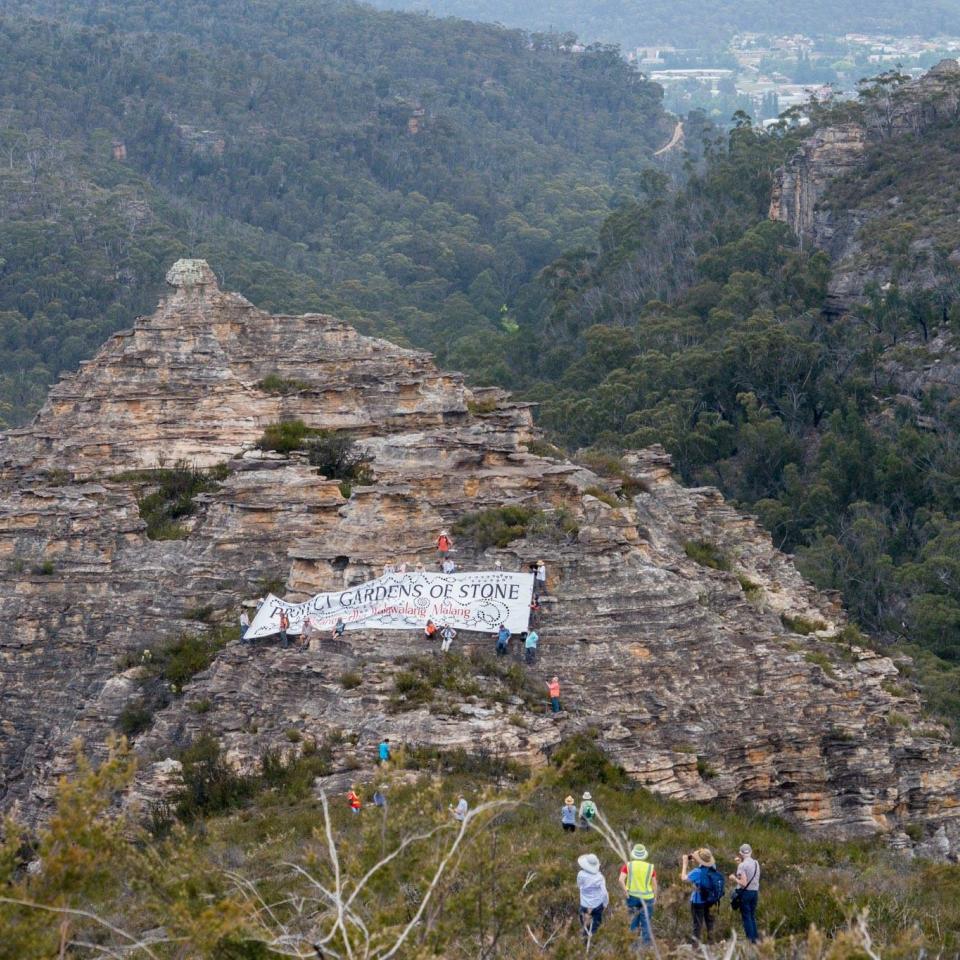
[
  {"xmin": 440, "ymin": 624, "xmax": 457, "ymax": 653},
  {"xmin": 576, "ymin": 853, "xmax": 609, "ymax": 941},
  {"xmin": 239, "ymin": 609, "xmax": 250, "ymax": 643},
  {"xmin": 450, "ymin": 795, "xmax": 468, "ymax": 821}
]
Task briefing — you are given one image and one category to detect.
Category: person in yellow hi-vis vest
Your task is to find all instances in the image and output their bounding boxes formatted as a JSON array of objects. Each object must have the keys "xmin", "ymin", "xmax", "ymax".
[{"xmin": 618, "ymin": 843, "xmax": 657, "ymax": 945}]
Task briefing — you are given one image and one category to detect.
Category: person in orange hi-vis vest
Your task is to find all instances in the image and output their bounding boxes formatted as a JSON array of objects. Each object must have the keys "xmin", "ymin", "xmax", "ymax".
[
  {"xmin": 547, "ymin": 676, "xmax": 562, "ymax": 714},
  {"xmin": 347, "ymin": 788, "xmax": 362, "ymax": 814}
]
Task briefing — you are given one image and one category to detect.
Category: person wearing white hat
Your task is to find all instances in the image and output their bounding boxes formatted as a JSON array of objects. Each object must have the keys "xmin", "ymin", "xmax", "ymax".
[
  {"xmin": 619, "ymin": 842, "xmax": 657, "ymax": 944},
  {"xmin": 576, "ymin": 853, "xmax": 609, "ymax": 941},
  {"xmin": 435, "ymin": 530, "xmax": 452, "ymax": 565},
  {"xmin": 578, "ymin": 791, "xmax": 597, "ymax": 829},
  {"xmin": 730, "ymin": 843, "xmax": 760, "ymax": 943}
]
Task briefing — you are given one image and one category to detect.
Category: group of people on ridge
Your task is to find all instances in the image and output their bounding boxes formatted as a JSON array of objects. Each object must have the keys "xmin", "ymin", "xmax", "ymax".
[{"xmin": 572, "ymin": 808, "xmax": 761, "ymax": 947}]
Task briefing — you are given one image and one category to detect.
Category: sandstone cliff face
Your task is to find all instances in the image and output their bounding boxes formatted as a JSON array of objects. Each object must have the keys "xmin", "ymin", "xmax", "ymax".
[
  {"xmin": 1, "ymin": 261, "xmax": 958, "ymax": 845},
  {"xmin": 770, "ymin": 60, "xmax": 960, "ymax": 313}
]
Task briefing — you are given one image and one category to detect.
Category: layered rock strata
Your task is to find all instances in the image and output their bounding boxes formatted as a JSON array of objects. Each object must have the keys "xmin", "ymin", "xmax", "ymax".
[
  {"xmin": 770, "ymin": 60, "xmax": 960, "ymax": 312},
  {"xmin": 1, "ymin": 261, "xmax": 958, "ymax": 844}
]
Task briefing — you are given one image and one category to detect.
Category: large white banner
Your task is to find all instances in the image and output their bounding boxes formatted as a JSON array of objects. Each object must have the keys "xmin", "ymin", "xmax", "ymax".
[{"xmin": 246, "ymin": 571, "xmax": 534, "ymax": 638}]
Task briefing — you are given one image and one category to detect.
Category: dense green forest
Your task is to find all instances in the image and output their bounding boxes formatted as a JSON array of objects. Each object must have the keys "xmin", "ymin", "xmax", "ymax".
[
  {"xmin": 516, "ymin": 95, "xmax": 960, "ymax": 697},
  {"xmin": 364, "ymin": 0, "xmax": 960, "ymax": 50},
  {"xmin": 0, "ymin": 1, "xmax": 669, "ymax": 422}
]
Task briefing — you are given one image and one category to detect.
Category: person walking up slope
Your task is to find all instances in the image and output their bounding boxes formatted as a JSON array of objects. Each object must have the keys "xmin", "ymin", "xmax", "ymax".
[
  {"xmin": 576, "ymin": 853, "xmax": 609, "ymax": 942},
  {"xmin": 561, "ymin": 796, "xmax": 577, "ymax": 832},
  {"xmin": 619, "ymin": 843, "xmax": 657, "ymax": 945}
]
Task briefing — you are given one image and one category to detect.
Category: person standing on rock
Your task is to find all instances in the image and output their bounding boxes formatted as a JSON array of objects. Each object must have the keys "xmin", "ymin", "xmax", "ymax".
[
  {"xmin": 529, "ymin": 596, "xmax": 542, "ymax": 628},
  {"xmin": 576, "ymin": 853, "xmax": 609, "ymax": 942},
  {"xmin": 730, "ymin": 843, "xmax": 760, "ymax": 943},
  {"xmin": 436, "ymin": 530, "xmax": 452, "ymax": 565},
  {"xmin": 535, "ymin": 559, "xmax": 548, "ymax": 596},
  {"xmin": 496, "ymin": 623, "xmax": 510, "ymax": 656},
  {"xmin": 442, "ymin": 557, "xmax": 456, "ymax": 574},
  {"xmin": 619, "ymin": 843, "xmax": 657, "ymax": 945},
  {"xmin": 561, "ymin": 795, "xmax": 577, "ymax": 832},
  {"xmin": 523, "ymin": 629, "xmax": 538, "ymax": 665},
  {"xmin": 440, "ymin": 623, "xmax": 457, "ymax": 653},
  {"xmin": 578, "ymin": 791, "xmax": 597, "ymax": 829},
  {"xmin": 239, "ymin": 609, "xmax": 250, "ymax": 643},
  {"xmin": 378, "ymin": 737, "xmax": 391, "ymax": 765},
  {"xmin": 347, "ymin": 787, "xmax": 362, "ymax": 815},
  {"xmin": 682, "ymin": 848, "xmax": 723, "ymax": 943},
  {"xmin": 547, "ymin": 676, "xmax": 562, "ymax": 713},
  {"xmin": 278, "ymin": 610, "xmax": 290, "ymax": 648}
]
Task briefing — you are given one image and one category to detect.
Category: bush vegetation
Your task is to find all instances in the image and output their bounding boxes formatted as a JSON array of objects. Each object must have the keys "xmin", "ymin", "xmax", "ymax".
[
  {"xmin": 258, "ymin": 419, "xmax": 319, "ymax": 454},
  {"xmin": 684, "ymin": 540, "xmax": 732, "ymax": 572},
  {"xmin": 256, "ymin": 373, "xmax": 310, "ymax": 395},
  {"xmin": 306, "ymin": 431, "xmax": 373, "ymax": 483},
  {"xmin": 118, "ymin": 462, "xmax": 228, "ymax": 540},
  {"xmin": 5, "ymin": 737, "xmax": 960, "ymax": 957}
]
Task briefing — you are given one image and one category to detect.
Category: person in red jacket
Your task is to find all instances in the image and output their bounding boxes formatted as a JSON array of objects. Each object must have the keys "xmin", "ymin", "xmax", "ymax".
[
  {"xmin": 347, "ymin": 788, "xmax": 362, "ymax": 815},
  {"xmin": 278, "ymin": 610, "xmax": 290, "ymax": 648},
  {"xmin": 436, "ymin": 530, "xmax": 452, "ymax": 564}
]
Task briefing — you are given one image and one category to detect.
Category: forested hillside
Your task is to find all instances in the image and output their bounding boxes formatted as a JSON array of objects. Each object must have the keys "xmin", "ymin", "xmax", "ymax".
[
  {"xmin": 519, "ymin": 90, "xmax": 960, "ymax": 700},
  {"xmin": 365, "ymin": 0, "xmax": 960, "ymax": 49},
  {"xmin": 0, "ymin": 1, "xmax": 669, "ymax": 424}
]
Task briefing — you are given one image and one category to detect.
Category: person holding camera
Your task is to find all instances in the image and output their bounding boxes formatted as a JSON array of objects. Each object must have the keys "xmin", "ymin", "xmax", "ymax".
[
  {"xmin": 681, "ymin": 848, "xmax": 723, "ymax": 943},
  {"xmin": 730, "ymin": 843, "xmax": 760, "ymax": 943}
]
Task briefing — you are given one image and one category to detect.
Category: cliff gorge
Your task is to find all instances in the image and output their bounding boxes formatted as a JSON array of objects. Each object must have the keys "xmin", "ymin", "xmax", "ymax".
[
  {"xmin": 1, "ymin": 261, "xmax": 959, "ymax": 846},
  {"xmin": 770, "ymin": 60, "xmax": 960, "ymax": 313}
]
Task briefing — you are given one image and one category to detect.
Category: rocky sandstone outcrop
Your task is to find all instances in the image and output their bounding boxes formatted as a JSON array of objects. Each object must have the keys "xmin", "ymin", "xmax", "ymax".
[
  {"xmin": 770, "ymin": 60, "xmax": 960, "ymax": 312},
  {"xmin": 1, "ymin": 261, "xmax": 959, "ymax": 845}
]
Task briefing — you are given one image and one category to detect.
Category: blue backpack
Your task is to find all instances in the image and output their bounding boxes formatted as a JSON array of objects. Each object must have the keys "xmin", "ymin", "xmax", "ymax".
[{"xmin": 698, "ymin": 867, "xmax": 725, "ymax": 905}]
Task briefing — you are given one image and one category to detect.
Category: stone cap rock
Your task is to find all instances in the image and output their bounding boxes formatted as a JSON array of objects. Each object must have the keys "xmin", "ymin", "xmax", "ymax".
[
  {"xmin": 165, "ymin": 259, "xmax": 219, "ymax": 290},
  {"xmin": 928, "ymin": 58, "xmax": 960, "ymax": 76}
]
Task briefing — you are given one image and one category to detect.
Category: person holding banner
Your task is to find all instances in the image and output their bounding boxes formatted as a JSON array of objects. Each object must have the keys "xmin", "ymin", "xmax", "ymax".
[
  {"xmin": 440, "ymin": 623, "xmax": 457, "ymax": 653},
  {"xmin": 496, "ymin": 624, "xmax": 510, "ymax": 656},
  {"xmin": 278, "ymin": 610, "xmax": 290, "ymax": 648},
  {"xmin": 332, "ymin": 618, "xmax": 345, "ymax": 639}
]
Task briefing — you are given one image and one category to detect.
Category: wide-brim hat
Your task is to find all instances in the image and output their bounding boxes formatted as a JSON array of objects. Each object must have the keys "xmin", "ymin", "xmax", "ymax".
[
  {"xmin": 739, "ymin": 843, "xmax": 752, "ymax": 856},
  {"xmin": 578, "ymin": 853, "xmax": 600, "ymax": 874},
  {"xmin": 631, "ymin": 843, "xmax": 648, "ymax": 860},
  {"xmin": 582, "ymin": 791, "xmax": 592, "ymax": 800},
  {"xmin": 565, "ymin": 795, "xmax": 575, "ymax": 805},
  {"xmin": 693, "ymin": 848, "xmax": 716, "ymax": 867}
]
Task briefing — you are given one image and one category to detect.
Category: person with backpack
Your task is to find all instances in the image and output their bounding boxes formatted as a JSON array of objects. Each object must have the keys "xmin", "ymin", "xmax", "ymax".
[
  {"xmin": 681, "ymin": 848, "xmax": 724, "ymax": 943},
  {"xmin": 575, "ymin": 853, "xmax": 609, "ymax": 942},
  {"xmin": 561, "ymin": 795, "xmax": 577, "ymax": 833},
  {"xmin": 730, "ymin": 843, "xmax": 760, "ymax": 943},
  {"xmin": 578, "ymin": 791, "xmax": 597, "ymax": 829},
  {"xmin": 619, "ymin": 843, "xmax": 657, "ymax": 945}
]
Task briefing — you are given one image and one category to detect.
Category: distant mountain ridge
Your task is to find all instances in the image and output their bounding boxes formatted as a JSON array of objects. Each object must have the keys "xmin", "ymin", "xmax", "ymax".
[
  {"xmin": 364, "ymin": 0, "xmax": 960, "ymax": 49},
  {"xmin": 0, "ymin": 0, "xmax": 670, "ymax": 426}
]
